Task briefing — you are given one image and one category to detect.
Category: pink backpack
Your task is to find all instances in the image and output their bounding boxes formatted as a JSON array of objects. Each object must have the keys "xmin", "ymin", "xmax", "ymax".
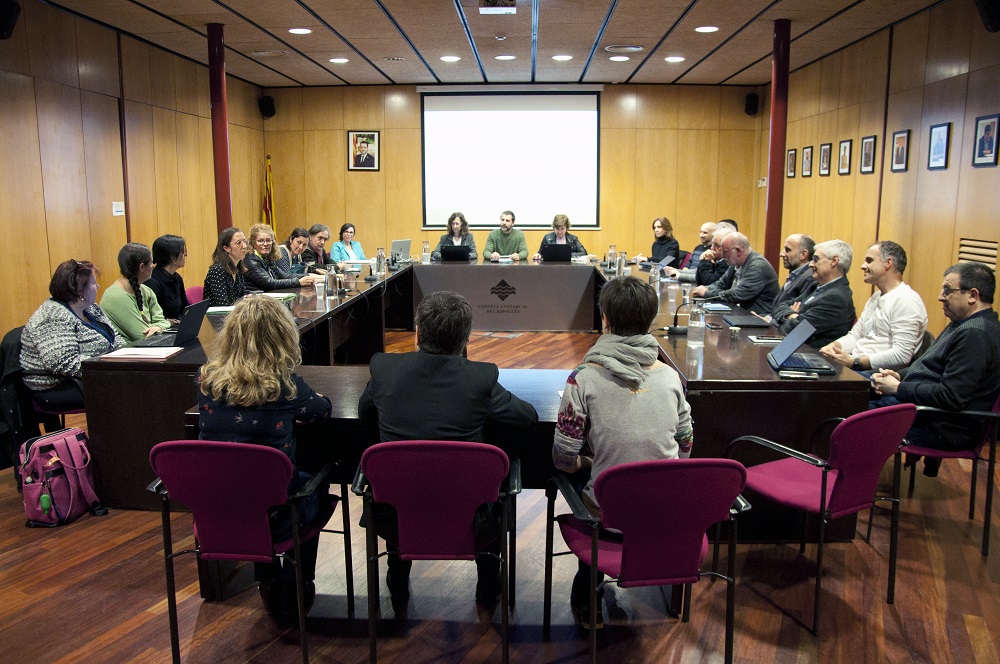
[{"xmin": 19, "ymin": 428, "xmax": 108, "ymax": 527}]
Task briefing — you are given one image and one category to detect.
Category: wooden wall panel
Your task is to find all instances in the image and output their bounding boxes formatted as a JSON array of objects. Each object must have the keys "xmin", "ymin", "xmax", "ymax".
[
  {"xmin": 228, "ymin": 77, "xmax": 264, "ymax": 130},
  {"xmin": 675, "ymin": 131, "xmax": 721, "ymax": 238},
  {"xmin": 970, "ymin": 13, "xmax": 1000, "ymax": 71},
  {"xmin": 954, "ymin": 64, "xmax": 1000, "ymax": 242},
  {"xmin": 74, "ymin": 17, "xmax": 118, "ymax": 98},
  {"xmin": 229, "ymin": 121, "xmax": 264, "ymax": 232},
  {"xmin": 878, "ymin": 87, "xmax": 923, "ymax": 259},
  {"xmin": 720, "ymin": 87, "xmax": 759, "ymax": 131},
  {"xmin": 635, "ymin": 86, "xmax": 679, "ymax": 129},
  {"xmin": 24, "ymin": 0, "xmax": 78, "ymax": 89},
  {"xmin": 890, "ymin": 11, "xmax": 929, "ymax": 94},
  {"xmin": 172, "ymin": 113, "xmax": 203, "ymax": 246},
  {"xmin": 383, "ymin": 128, "xmax": 424, "ymax": 250},
  {"xmin": 303, "ymin": 87, "xmax": 344, "ymax": 131},
  {"xmin": 598, "ymin": 128, "xmax": 636, "ymax": 253},
  {"xmin": 633, "ymin": 129, "xmax": 678, "ymax": 251},
  {"xmin": 151, "ymin": 107, "xmax": 180, "ymax": 235},
  {"xmin": 677, "ymin": 87, "xmax": 721, "ymax": 130},
  {"xmin": 345, "ymin": 170, "xmax": 386, "ymax": 256},
  {"xmin": 81, "ymin": 91, "xmax": 127, "ymax": 283},
  {"xmin": 174, "ymin": 58, "xmax": 201, "ymax": 117},
  {"xmin": 789, "ymin": 61, "xmax": 821, "ymax": 122},
  {"xmin": 343, "ymin": 86, "xmax": 386, "ymax": 130},
  {"xmin": 123, "ymin": 101, "xmax": 159, "ymax": 243},
  {"xmin": 600, "ymin": 87, "xmax": 637, "ymax": 129},
  {"xmin": 196, "ymin": 118, "xmax": 219, "ymax": 279},
  {"xmin": 265, "ymin": 131, "xmax": 306, "ymax": 233},
  {"xmin": 120, "ymin": 37, "xmax": 151, "ymax": 105},
  {"xmin": 717, "ymin": 130, "xmax": 757, "ymax": 232},
  {"xmin": 924, "ymin": 0, "xmax": 973, "ymax": 85},
  {"xmin": 0, "ymin": 3, "xmax": 29, "ymax": 76},
  {"xmin": 265, "ymin": 88, "xmax": 304, "ymax": 132},
  {"xmin": 147, "ymin": 48, "xmax": 178, "ymax": 111},
  {"xmin": 384, "ymin": 87, "xmax": 420, "ymax": 130},
  {"xmin": 301, "ymin": 130, "xmax": 344, "ymax": 234}
]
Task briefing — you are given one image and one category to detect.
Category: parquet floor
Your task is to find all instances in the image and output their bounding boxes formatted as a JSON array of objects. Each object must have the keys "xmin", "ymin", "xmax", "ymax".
[{"xmin": 2, "ymin": 330, "xmax": 1000, "ymax": 663}]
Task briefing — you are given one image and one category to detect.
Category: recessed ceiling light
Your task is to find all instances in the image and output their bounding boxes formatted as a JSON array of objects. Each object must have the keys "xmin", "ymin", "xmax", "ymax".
[
  {"xmin": 288, "ymin": 28, "xmax": 312, "ymax": 35},
  {"xmin": 495, "ymin": 55, "xmax": 516, "ymax": 61},
  {"xmin": 440, "ymin": 56, "xmax": 461, "ymax": 62},
  {"xmin": 609, "ymin": 55, "xmax": 630, "ymax": 62},
  {"xmin": 552, "ymin": 55, "xmax": 573, "ymax": 61},
  {"xmin": 664, "ymin": 56, "xmax": 685, "ymax": 63},
  {"xmin": 329, "ymin": 58, "xmax": 349, "ymax": 64},
  {"xmin": 695, "ymin": 26, "xmax": 719, "ymax": 33}
]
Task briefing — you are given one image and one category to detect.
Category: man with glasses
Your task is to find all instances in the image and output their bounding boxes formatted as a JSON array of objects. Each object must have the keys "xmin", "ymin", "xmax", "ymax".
[
  {"xmin": 820, "ymin": 241, "xmax": 927, "ymax": 373},
  {"xmin": 691, "ymin": 232, "xmax": 778, "ymax": 314},
  {"xmin": 871, "ymin": 262, "xmax": 1000, "ymax": 476},
  {"xmin": 771, "ymin": 239, "xmax": 855, "ymax": 347}
]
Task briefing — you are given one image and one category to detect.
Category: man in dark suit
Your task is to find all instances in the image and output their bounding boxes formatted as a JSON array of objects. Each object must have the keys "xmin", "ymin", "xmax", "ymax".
[
  {"xmin": 693, "ymin": 232, "xmax": 779, "ymax": 314},
  {"xmin": 978, "ymin": 123, "xmax": 995, "ymax": 160},
  {"xmin": 359, "ymin": 291, "xmax": 538, "ymax": 607},
  {"xmin": 772, "ymin": 239, "xmax": 855, "ymax": 348},
  {"xmin": 354, "ymin": 140, "xmax": 375, "ymax": 167},
  {"xmin": 771, "ymin": 233, "xmax": 816, "ymax": 312}
]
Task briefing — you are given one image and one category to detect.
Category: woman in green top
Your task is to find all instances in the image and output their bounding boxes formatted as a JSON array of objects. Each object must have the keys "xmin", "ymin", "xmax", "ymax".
[{"xmin": 100, "ymin": 243, "xmax": 172, "ymax": 341}]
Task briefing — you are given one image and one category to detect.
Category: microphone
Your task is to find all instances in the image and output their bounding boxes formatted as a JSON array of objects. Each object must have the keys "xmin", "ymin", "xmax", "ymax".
[{"xmin": 667, "ymin": 301, "xmax": 693, "ymax": 335}]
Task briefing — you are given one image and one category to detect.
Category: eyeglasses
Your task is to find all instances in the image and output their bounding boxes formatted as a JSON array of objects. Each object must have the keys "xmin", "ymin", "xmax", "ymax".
[{"xmin": 940, "ymin": 286, "xmax": 968, "ymax": 297}]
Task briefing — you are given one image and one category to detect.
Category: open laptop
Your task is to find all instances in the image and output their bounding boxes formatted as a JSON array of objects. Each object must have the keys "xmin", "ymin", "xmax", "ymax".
[
  {"xmin": 539, "ymin": 244, "xmax": 573, "ymax": 262},
  {"xmin": 766, "ymin": 319, "xmax": 837, "ymax": 375},
  {"xmin": 440, "ymin": 245, "xmax": 472, "ymax": 261},
  {"xmin": 131, "ymin": 298, "xmax": 211, "ymax": 348},
  {"xmin": 390, "ymin": 239, "xmax": 411, "ymax": 263}
]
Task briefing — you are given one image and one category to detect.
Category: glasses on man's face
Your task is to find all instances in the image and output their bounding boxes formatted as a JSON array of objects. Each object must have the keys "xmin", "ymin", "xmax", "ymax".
[{"xmin": 940, "ymin": 286, "xmax": 968, "ymax": 297}]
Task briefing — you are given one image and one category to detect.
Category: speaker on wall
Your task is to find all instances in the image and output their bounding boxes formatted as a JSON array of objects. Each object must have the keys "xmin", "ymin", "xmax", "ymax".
[
  {"xmin": 0, "ymin": 0, "xmax": 21, "ymax": 41},
  {"xmin": 258, "ymin": 96, "xmax": 276, "ymax": 118},
  {"xmin": 974, "ymin": 0, "xmax": 1000, "ymax": 31},
  {"xmin": 744, "ymin": 92, "xmax": 759, "ymax": 117}
]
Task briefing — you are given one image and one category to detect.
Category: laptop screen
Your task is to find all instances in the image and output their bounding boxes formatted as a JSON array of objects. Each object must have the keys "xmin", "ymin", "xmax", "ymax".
[
  {"xmin": 390, "ymin": 239, "xmax": 411, "ymax": 262},
  {"xmin": 767, "ymin": 319, "xmax": 816, "ymax": 366}
]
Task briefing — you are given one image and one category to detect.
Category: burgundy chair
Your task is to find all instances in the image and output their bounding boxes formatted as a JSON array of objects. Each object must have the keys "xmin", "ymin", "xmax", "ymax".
[
  {"xmin": 352, "ymin": 440, "xmax": 519, "ymax": 664},
  {"xmin": 730, "ymin": 403, "xmax": 916, "ymax": 635},
  {"xmin": 901, "ymin": 394, "xmax": 1000, "ymax": 556},
  {"xmin": 184, "ymin": 285, "xmax": 204, "ymax": 304},
  {"xmin": 542, "ymin": 459, "xmax": 749, "ymax": 664},
  {"xmin": 149, "ymin": 440, "xmax": 352, "ymax": 664}
]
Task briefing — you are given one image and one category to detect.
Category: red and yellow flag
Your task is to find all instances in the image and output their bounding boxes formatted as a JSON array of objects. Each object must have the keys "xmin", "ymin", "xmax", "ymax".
[{"xmin": 261, "ymin": 155, "xmax": 276, "ymax": 232}]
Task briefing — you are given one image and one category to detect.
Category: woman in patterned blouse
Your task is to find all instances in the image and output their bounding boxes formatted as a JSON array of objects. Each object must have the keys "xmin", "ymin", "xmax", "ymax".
[{"xmin": 203, "ymin": 227, "xmax": 248, "ymax": 306}]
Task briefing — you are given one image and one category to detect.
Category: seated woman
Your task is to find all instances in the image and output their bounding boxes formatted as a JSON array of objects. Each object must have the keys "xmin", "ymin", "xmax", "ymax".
[
  {"xmin": 532, "ymin": 214, "xmax": 587, "ymax": 260},
  {"xmin": 197, "ymin": 296, "xmax": 332, "ymax": 619},
  {"xmin": 101, "ymin": 243, "xmax": 173, "ymax": 342},
  {"xmin": 278, "ymin": 227, "xmax": 311, "ymax": 275},
  {"xmin": 203, "ymin": 227, "xmax": 248, "ymax": 306},
  {"xmin": 331, "ymin": 223, "xmax": 366, "ymax": 263},
  {"xmin": 244, "ymin": 224, "xmax": 317, "ymax": 292},
  {"xmin": 146, "ymin": 234, "xmax": 189, "ymax": 321},
  {"xmin": 634, "ymin": 217, "xmax": 680, "ymax": 265},
  {"xmin": 20, "ymin": 260, "xmax": 126, "ymax": 411},
  {"xmin": 552, "ymin": 275, "xmax": 693, "ymax": 629},
  {"xmin": 430, "ymin": 212, "xmax": 478, "ymax": 261}
]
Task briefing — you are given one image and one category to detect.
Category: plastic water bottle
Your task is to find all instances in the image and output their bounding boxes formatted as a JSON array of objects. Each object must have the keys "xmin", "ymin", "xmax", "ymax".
[
  {"xmin": 688, "ymin": 301, "xmax": 705, "ymax": 348},
  {"xmin": 421, "ymin": 240, "xmax": 430, "ymax": 264},
  {"xmin": 607, "ymin": 245, "xmax": 617, "ymax": 269},
  {"xmin": 375, "ymin": 247, "xmax": 386, "ymax": 276},
  {"xmin": 616, "ymin": 251, "xmax": 626, "ymax": 277}
]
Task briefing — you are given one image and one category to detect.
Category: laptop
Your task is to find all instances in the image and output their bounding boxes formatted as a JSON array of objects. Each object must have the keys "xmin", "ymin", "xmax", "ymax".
[
  {"xmin": 766, "ymin": 319, "xmax": 837, "ymax": 375},
  {"xmin": 723, "ymin": 312, "xmax": 773, "ymax": 328},
  {"xmin": 390, "ymin": 239, "xmax": 411, "ymax": 263},
  {"xmin": 130, "ymin": 299, "xmax": 211, "ymax": 348},
  {"xmin": 440, "ymin": 245, "xmax": 472, "ymax": 261},
  {"xmin": 539, "ymin": 244, "xmax": 573, "ymax": 262}
]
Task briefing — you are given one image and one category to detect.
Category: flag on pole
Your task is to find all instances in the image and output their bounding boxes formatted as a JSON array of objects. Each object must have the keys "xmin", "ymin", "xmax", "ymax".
[{"xmin": 261, "ymin": 155, "xmax": 276, "ymax": 232}]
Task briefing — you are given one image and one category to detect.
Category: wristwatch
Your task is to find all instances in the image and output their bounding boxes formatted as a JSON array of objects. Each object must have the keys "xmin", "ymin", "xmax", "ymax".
[{"xmin": 851, "ymin": 358, "xmax": 863, "ymax": 371}]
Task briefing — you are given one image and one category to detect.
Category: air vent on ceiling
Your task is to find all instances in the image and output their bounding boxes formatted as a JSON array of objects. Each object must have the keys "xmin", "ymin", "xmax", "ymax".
[
  {"xmin": 251, "ymin": 50, "xmax": 288, "ymax": 58},
  {"xmin": 604, "ymin": 45, "xmax": 644, "ymax": 53},
  {"xmin": 958, "ymin": 238, "xmax": 998, "ymax": 269},
  {"xmin": 384, "ymin": 56, "xmax": 406, "ymax": 61},
  {"xmin": 480, "ymin": 0, "xmax": 515, "ymax": 14}
]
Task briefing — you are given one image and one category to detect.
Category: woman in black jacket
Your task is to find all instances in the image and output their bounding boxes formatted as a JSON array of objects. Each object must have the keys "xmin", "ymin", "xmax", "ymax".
[{"xmin": 245, "ymin": 224, "xmax": 318, "ymax": 292}]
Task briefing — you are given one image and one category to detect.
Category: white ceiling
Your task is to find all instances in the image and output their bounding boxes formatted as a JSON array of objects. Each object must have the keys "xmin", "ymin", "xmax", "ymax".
[{"xmin": 48, "ymin": 0, "xmax": 944, "ymax": 88}]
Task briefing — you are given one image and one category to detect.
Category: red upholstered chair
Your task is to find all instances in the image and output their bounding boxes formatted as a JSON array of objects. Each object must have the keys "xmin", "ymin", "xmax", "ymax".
[
  {"xmin": 149, "ymin": 440, "xmax": 352, "ymax": 664},
  {"xmin": 542, "ymin": 459, "xmax": 749, "ymax": 664},
  {"xmin": 901, "ymin": 394, "xmax": 1000, "ymax": 556},
  {"xmin": 185, "ymin": 285, "xmax": 204, "ymax": 304},
  {"xmin": 352, "ymin": 440, "xmax": 519, "ymax": 664},
  {"xmin": 730, "ymin": 403, "xmax": 916, "ymax": 635}
]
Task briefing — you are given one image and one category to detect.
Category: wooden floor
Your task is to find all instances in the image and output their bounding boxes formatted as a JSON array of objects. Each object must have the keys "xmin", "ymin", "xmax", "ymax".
[{"xmin": 3, "ymin": 330, "xmax": 1000, "ymax": 663}]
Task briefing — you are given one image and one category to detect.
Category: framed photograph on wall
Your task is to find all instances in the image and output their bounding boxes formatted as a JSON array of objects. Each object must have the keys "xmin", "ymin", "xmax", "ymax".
[
  {"xmin": 972, "ymin": 114, "xmax": 998, "ymax": 167},
  {"xmin": 786, "ymin": 149, "xmax": 796, "ymax": 178},
  {"xmin": 927, "ymin": 123, "xmax": 950, "ymax": 170},
  {"xmin": 802, "ymin": 146, "xmax": 813, "ymax": 177},
  {"xmin": 891, "ymin": 130, "xmax": 909, "ymax": 172},
  {"xmin": 838, "ymin": 139, "xmax": 852, "ymax": 175},
  {"xmin": 819, "ymin": 143, "xmax": 832, "ymax": 176},
  {"xmin": 348, "ymin": 130, "xmax": 379, "ymax": 171},
  {"xmin": 860, "ymin": 136, "xmax": 876, "ymax": 174}
]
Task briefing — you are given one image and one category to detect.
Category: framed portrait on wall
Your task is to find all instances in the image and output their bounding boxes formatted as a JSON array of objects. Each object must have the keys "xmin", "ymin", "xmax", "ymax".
[
  {"xmin": 972, "ymin": 114, "xmax": 998, "ymax": 167},
  {"xmin": 928, "ymin": 123, "xmax": 950, "ymax": 170},
  {"xmin": 891, "ymin": 130, "xmax": 909, "ymax": 172},
  {"xmin": 802, "ymin": 146, "xmax": 813, "ymax": 177},
  {"xmin": 838, "ymin": 139, "xmax": 852, "ymax": 175},
  {"xmin": 348, "ymin": 131, "xmax": 380, "ymax": 171},
  {"xmin": 786, "ymin": 149, "xmax": 796, "ymax": 178},
  {"xmin": 860, "ymin": 136, "xmax": 876, "ymax": 174},
  {"xmin": 819, "ymin": 143, "xmax": 832, "ymax": 176}
]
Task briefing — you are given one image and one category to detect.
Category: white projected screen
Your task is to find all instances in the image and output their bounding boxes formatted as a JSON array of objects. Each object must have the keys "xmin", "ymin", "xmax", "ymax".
[{"xmin": 422, "ymin": 94, "xmax": 599, "ymax": 229}]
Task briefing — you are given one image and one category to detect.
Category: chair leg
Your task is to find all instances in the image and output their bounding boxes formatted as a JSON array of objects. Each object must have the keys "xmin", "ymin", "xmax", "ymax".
[
  {"xmin": 364, "ymin": 497, "xmax": 379, "ymax": 664},
  {"xmin": 907, "ymin": 461, "xmax": 916, "ymax": 497},
  {"xmin": 799, "ymin": 514, "xmax": 807, "ymax": 554},
  {"xmin": 681, "ymin": 583, "xmax": 692, "ymax": 622},
  {"xmin": 542, "ymin": 486, "xmax": 555, "ymax": 638},
  {"xmin": 501, "ymin": 499, "xmax": 510, "ymax": 664},
  {"xmin": 509, "ymin": 492, "xmax": 517, "ymax": 609},
  {"xmin": 590, "ymin": 530, "xmax": 599, "ymax": 664},
  {"xmin": 888, "ymin": 452, "xmax": 901, "ymax": 604},
  {"xmin": 159, "ymin": 496, "xmax": 182, "ymax": 664},
  {"xmin": 290, "ymin": 505, "xmax": 309, "ymax": 664},
  {"xmin": 725, "ymin": 515, "xmax": 737, "ymax": 664},
  {"xmin": 813, "ymin": 515, "xmax": 825, "ymax": 636},
  {"xmin": 970, "ymin": 458, "xmax": 979, "ymax": 520},
  {"xmin": 865, "ymin": 503, "xmax": 874, "ymax": 544},
  {"xmin": 983, "ymin": 435, "xmax": 997, "ymax": 557},
  {"xmin": 712, "ymin": 522, "xmax": 721, "ymax": 574},
  {"xmin": 340, "ymin": 484, "xmax": 355, "ymax": 614}
]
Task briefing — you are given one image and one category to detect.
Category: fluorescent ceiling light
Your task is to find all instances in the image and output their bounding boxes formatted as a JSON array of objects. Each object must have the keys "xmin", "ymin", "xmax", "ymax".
[
  {"xmin": 288, "ymin": 28, "xmax": 312, "ymax": 35},
  {"xmin": 329, "ymin": 58, "xmax": 349, "ymax": 63},
  {"xmin": 495, "ymin": 55, "xmax": 516, "ymax": 61},
  {"xmin": 552, "ymin": 55, "xmax": 573, "ymax": 61},
  {"xmin": 609, "ymin": 56, "xmax": 630, "ymax": 62},
  {"xmin": 695, "ymin": 26, "xmax": 719, "ymax": 33},
  {"xmin": 440, "ymin": 56, "xmax": 461, "ymax": 62},
  {"xmin": 664, "ymin": 56, "xmax": 685, "ymax": 63}
]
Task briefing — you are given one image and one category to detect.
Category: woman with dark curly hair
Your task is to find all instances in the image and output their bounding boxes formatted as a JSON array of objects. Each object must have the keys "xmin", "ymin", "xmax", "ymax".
[{"xmin": 430, "ymin": 212, "xmax": 478, "ymax": 261}]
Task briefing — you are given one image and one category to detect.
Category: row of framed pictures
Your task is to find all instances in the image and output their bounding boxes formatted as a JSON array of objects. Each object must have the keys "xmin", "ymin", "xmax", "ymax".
[{"xmin": 785, "ymin": 113, "xmax": 999, "ymax": 178}]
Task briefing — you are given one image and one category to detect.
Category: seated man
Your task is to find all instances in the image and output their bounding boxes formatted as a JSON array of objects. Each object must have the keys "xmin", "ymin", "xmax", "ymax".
[
  {"xmin": 820, "ymin": 241, "xmax": 927, "ymax": 373},
  {"xmin": 872, "ymin": 262, "xmax": 1000, "ymax": 476},
  {"xmin": 771, "ymin": 233, "xmax": 816, "ymax": 312},
  {"xmin": 358, "ymin": 291, "xmax": 538, "ymax": 606},
  {"xmin": 692, "ymin": 232, "xmax": 779, "ymax": 314},
  {"xmin": 667, "ymin": 222, "xmax": 734, "ymax": 284},
  {"xmin": 484, "ymin": 210, "xmax": 528, "ymax": 261},
  {"xmin": 553, "ymin": 276, "xmax": 693, "ymax": 629},
  {"xmin": 772, "ymin": 239, "xmax": 855, "ymax": 348}
]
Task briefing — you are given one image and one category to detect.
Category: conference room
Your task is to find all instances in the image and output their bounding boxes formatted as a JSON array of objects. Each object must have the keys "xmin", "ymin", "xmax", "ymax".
[{"xmin": 1, "ymin": 0, "xmax": 999, "ymax": 661}]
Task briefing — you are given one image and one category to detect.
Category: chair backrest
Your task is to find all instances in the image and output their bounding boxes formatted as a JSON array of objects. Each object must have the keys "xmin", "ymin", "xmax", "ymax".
[
  {"xmin": 677, "ymin": 250, "xmax": 692, "ymax": 269},
  {"xmin": 185, "ymin": 285, "xmax": 205, "ymax": 304},
  {"xmin": 911, "ymin": 330, "xmax": 935, "ymax": 363},
  {"xmin": 149, "ymin": 440, "xmax": 293, "ymax": 562},
  {"xmin": 972, "ymin": 392, "xmax": 1000, "ymax": 454},
  {"xmin": 826, "ymin": 403, "xmax": 916, "ymax": 519},
  {"xmin": 361, "ymin": 440, "xmax": 509, "ymax": 560},
  {"xmin": 595, "ymin": 458, "xmax": 747, "ymax": 586}
]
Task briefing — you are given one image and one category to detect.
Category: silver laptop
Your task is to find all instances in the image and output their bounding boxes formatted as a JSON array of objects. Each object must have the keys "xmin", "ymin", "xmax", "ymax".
[{"xmin": 390, "ymin": 239, "xmax": 411, "ymax": 263}]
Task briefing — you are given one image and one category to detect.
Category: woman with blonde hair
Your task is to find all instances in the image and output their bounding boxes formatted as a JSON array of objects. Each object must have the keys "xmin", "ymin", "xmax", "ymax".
[
  {"xmin": 244, "ymin": 223, "xmax": 317, "ymax": 291},
  {"xmin": 197, "ymin": 296, "xmax": 332, "ymax": 620},
  {"xmin": 532, "ymin": 213, "xmax": 587, "ymax": 260}
]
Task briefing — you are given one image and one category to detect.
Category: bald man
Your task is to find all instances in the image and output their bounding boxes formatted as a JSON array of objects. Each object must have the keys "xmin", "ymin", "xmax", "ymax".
[{"xmin": 692, "ymin": 232, "xmax": 779, "ymax": 314}]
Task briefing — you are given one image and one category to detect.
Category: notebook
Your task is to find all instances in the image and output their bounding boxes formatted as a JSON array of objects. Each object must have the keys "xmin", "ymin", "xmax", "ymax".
[
  {"xmin": 766, "ymin": 319, "xmax": 837, "ymax": 375},
  {"xmin": 130, "ymin": 298, "xmax": 211, "ymax": 348},
  {"xmin": 440, "ymin": 245, "xmax": 472, "ymax": 261},
  {"xmin": 723, "ymin": 313, "xmax": 773, "ymax": 328},
  {"xmin": 539, "ymin": 244, "xmax": 572, "ymax": 262}
]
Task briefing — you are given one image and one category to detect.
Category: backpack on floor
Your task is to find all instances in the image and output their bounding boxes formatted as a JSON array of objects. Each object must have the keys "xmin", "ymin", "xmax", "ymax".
[{"xmin": 19, "ymin": 428, "xmax": 108, "ymax": 527}]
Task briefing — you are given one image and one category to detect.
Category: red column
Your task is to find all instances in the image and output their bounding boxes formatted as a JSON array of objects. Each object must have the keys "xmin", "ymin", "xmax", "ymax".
[
  {"xmin": 208, "ymin": 23, "xmax": 233, "ymax": 234},
  {"xmin": 763, "ymin": 19, "xmax": 790, "ymax": 267}
]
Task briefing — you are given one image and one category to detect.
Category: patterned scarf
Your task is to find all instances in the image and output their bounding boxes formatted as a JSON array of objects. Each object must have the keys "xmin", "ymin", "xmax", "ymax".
[{"xmin": 583, "ymin": 333, "xmax": 659, "ymax": 388}]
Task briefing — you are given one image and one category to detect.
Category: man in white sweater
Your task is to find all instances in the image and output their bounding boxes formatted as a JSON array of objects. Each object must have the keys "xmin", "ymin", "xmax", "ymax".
[{"xmin": 819, "ymin": 240, "xmax": 928, "ymax": 373}]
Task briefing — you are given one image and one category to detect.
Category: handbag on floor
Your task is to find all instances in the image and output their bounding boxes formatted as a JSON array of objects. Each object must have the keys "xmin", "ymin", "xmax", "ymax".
[{"xmin": 19, "ymin": 427, "xmax": 107, "ymax": 527}]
